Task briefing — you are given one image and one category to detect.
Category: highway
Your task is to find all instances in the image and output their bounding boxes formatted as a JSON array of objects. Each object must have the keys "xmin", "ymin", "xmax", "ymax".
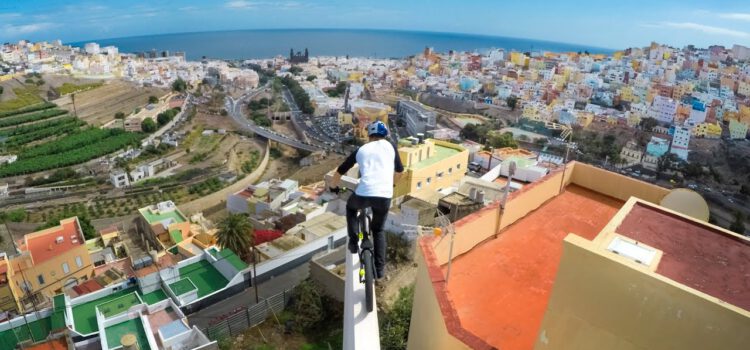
[{"xmin": 225, "ymin": 87, "xmax": 325, "ymax": 153}]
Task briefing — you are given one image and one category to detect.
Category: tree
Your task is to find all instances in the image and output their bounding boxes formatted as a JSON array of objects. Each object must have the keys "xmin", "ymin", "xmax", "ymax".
[
  {"xmin": 288, "ymin": 66, "xmax": 303, "ymax": 75},
  {"xmin": 506, "ymin": 96, "xmax": 518, "ymax": 111},
  {"xmin": 488, "ymin": 132, "xmax": 518, "ymax": 149},
  {"xmin": 730, "ymin": 211, "xmax": 746, "ymax": 234},
  {"xmin": 156, "ymin": 113, "xmax": 171, "ymax": 126},
  {"xmin": 148, "ymin": 95, "xmax": 159, "ymax": 104},
  {"xmin": 141, "ymin": 118, "xmax": 157, "ymax": 133},
  {"xmin": 172, "ymin": 77, "xmax": 187, "ymax": 92},
  {"xmin": 380, "ymin": 285, "xmax": 415, "ymax": 350},
  {"xmin": 640, "ymin": 117, "xmax": 658, "ymax": 132},
  {"xmin": 217, "ymin": 213, "xmax": 254, "ymax": 259},
  {"xmin": 114, "ymin": 112, "xmax": 126, "ymax": 119},
  {"xmin": 290, "ymin": 279, "xmax": 323, "ymax": 332},
  {"xmin": 460, "ymin": 123, "xmax": 488, "ymax": 142},
  {"xmin": 306, "ymin": 75, "xmax": 316, "ymax": 82}
]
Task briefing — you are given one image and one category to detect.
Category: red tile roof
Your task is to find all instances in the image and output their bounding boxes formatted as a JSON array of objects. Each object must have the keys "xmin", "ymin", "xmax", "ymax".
[
  {"xmin": 616, "ymin": 203, "xmax": 750, "ymax": 311},
  {"xmin": 72, "ymin": 279, "xmax": 103, "ymax": 295},
  {"xmin": 26, "ymin": 218, "xmax": 84, "ymax": 265}
]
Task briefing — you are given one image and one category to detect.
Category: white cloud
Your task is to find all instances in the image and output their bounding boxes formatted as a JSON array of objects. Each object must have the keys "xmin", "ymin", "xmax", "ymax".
[
  {"xmin": 2, "ymin": 23, "xmax": 55, "ymax": 36},
  {"xmin": 718, "ymin": 13, "xmax": 750, "ymax": 21},
  {"xmin": 661, "ymin": 22, "xmax": 750, "ymax": 38},
  {"xmin": 179, "ymin": 6, "xmax": 198, "ymax": 11},
  {"xmin": 226, "ymin": 1, "xmax": 255, "ymax": 9}
]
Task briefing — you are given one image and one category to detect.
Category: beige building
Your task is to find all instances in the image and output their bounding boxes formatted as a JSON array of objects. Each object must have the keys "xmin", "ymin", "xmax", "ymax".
[
  {"xmin": 618, "ymin": 141, "xmax": 643, "ymax": 168},
  {"xmin": 394, "ymin": 138, "xmax": 469, "ymax": 197},
  {"xmin": 11, "ymin": 217, "xmax": 93, "ymax": 310},
  {"xmin": 407, "ymin": 162, "xmax": 750, "ymax": 350},
  {"xmin": 0, "ymin": 253, "xmax": 21, "ymax": 317}
]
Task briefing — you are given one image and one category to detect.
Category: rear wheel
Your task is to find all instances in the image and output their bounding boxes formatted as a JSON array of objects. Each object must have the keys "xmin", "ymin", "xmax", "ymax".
[{"xmin": 362, "ymin": 250, "xmax": 374, "ymax": 312}]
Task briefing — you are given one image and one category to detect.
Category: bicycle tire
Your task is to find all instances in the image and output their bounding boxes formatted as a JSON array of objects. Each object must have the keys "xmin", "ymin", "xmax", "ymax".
[{"xmin": 362, "ymin": 250, "xmax": 374, "ymax": 312}]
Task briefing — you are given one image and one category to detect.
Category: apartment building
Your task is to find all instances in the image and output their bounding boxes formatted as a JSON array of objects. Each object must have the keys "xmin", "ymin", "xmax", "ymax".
[{"xmin": 394, "ymin": 137, "xmax": 469, "ymax": 197}]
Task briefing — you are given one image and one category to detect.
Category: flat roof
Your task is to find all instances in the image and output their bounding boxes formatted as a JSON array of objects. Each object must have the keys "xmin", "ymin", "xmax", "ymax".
[
  {"xmin": 169, "ymin": 279, "xmax": 197, "ymax": 296},
  {"xmin": 140, "ymin": 288, "xmax": 169, "ymax": 305},
  {"xmin": 209, "ymin": 248, "xmax": 248, "ymax": 271},
  {"xmin": 445, "ymin": 185, "xmax": 623, "ymax": 350},
  {"xmin": 615, "ymin": 202, "xmax": 750, "ymax": 311},
  {"xmin": 139, "ymin": 206, "xmax": 186, "ymax": 226},
  {"xmin": 25, "ymin": 218, "xmax": 83, "ymax": 265},
  {"xmin": 72, "ymin": 287, "xmax": 138, "ymax": 335},
  {"xmin": 411, "ymin": 143, "xmax": 461, "ymax": 170},
  {"xmin": 179, "ymin": 260, "xmax": 229, "ymax": 298},
  {"xmin": 96, "ymin": 292, "xmax": 142, "ymax": 318},
  {"xmin": 0, "ymin": 316, "xmax": 51, "ymax": 348},
  {"xmin": 105, "ymin": 318, "xmax": 151, "ymax": 350}
]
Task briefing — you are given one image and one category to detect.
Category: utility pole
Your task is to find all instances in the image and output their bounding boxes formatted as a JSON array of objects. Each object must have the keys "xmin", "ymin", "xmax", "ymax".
[
  {"xmin": 494, "ymin": 161, "xmax": 516, "ymax": 238},
  {"xmin": 252, "ymin": 246, "xmax": 259, "ymax": 303},
  {"xmin": 71, "ymin": 93, "xmax": 77, "ymax": 117}
]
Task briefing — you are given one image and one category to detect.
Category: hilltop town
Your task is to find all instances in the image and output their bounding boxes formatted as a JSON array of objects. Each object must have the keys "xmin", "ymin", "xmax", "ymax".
[{"xmin": 0, "ymin": 38, "xmax": 749, "ymax": 349}]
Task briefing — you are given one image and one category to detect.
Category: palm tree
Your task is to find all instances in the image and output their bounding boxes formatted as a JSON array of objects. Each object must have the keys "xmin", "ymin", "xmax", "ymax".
[{"xmin": 216, "ymin": 213, "xmax": 254, "ymax": 259}]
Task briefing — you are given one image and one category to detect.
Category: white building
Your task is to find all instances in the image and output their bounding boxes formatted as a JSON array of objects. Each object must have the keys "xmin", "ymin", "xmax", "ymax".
[
  {"xmin": 670, "ymin": 126, "xmax": 691, "ymax": 161},
  {"xmin": 109, "ymin": 170, "xmax": 130, "ymax": 188},
  {"xmin": 84, "ymin": 42, "xmax": 100, "ymax": 55},
  {"xmin": 649, "ymin": 95, "xmax": 678, "ymax": 124}
]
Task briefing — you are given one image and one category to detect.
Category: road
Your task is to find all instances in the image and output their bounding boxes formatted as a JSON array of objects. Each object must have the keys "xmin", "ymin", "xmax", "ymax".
[
  {"xmin": 187, "ymin": 263, "xmax": 309, "ymax": 329},
  {"xmin": 226, "ymin": 87, "xmax": 325, "ymax": 153}
]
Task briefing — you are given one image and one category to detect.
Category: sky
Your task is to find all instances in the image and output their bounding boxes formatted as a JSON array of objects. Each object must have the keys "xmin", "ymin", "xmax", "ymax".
[{"xmin": 1, "ymin": 0, "xmax": 750, "ymax": 49}]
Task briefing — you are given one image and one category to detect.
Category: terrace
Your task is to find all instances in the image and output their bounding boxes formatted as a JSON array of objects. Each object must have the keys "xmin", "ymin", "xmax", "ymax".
[
  {"xmin": 178, "ymin": 260, "xmax": 229, "ymax": 298},
  {"xmin": 104, "ymin": 318, "xmax": 151, "ymax": 350},
  {"xmin": 96, "ymin": 292, "xmax": 142, "ymax": 318},
  {"xmin": 72, "ymin": 287, "xmax": 139, "ymax": 335}
]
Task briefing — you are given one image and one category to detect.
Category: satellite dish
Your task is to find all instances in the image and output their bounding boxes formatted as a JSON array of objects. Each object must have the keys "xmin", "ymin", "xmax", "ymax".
[{"xmin": 660, "ymin": 188, "xmax": 710, "ymax": 222}]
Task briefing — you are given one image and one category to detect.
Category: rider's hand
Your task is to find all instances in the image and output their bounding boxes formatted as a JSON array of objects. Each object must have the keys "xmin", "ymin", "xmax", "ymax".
[{"xmin": 329, "ymin": 186, "xmax": 341, "ymax": 194}]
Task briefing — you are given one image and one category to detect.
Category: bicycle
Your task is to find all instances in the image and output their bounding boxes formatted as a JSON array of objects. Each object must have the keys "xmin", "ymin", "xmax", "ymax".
[
  {"xmin": 357, "ymin": 207, "xmax": 376, "ymax": 313},
  {"xmin": 330, "ymin": 186, "xmax": 376, "ymax": 313}
]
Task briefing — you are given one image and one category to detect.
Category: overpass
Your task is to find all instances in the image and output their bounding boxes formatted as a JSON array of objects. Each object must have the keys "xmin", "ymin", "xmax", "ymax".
[{"xmin": 226, "ymin": 90, "xmax": 326, "ymax": 153}]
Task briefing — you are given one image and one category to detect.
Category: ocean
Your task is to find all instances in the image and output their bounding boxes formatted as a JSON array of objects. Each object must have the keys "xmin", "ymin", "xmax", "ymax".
[{"xmin": 69, "ymin": 29, "xmax": 614, "ymax": 61}]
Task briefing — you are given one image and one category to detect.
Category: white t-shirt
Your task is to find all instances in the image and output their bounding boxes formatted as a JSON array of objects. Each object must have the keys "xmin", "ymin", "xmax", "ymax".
[{"xmin": 337, "ymin": 139, "xmax": 404, "ymax": 198}]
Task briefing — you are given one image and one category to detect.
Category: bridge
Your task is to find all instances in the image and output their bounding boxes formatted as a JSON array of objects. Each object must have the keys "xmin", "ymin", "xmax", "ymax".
[{"xmin": 226, "ymin": 89, "xmax": 326, "ymax": 153}]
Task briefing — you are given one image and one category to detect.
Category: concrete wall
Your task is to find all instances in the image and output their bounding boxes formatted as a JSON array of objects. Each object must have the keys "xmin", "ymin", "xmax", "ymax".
[
  {"xmin": 569, "ymin": 162, "xmax": 669, "ymax": 204},
  {"xmin": 407, "ymin": 247, "xmax": 471, "ymax": 350},
  {"xmin": 309, "ymin": 247, "xmax": 345, "ymax": 302},
  {"xmin": 137, "ymin": 271, "xmax": 161, "ymax": 294},
  {"xmin": 536, "ymin": 235, "xmax": 750, "ymax": 350},
  {"xmin": 206, "ymin": 251, "xmax": 238, "ymax": 281}
]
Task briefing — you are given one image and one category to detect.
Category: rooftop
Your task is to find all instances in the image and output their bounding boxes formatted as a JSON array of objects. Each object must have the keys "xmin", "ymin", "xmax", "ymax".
[
  {"xmin": 169, "ymin": 279, "xmax": 197, "ymax": 296},
  {"xmin": 209, "ymin": 248, "xmax": 248, "ymax": 270},
  {"xmin": 613, "ymin": 202, "xmax": 750, "ymax": 311},
  {"xmin": 179, "ymin": 259, "xmax": 229, "ymax": 298},
  {"xmin": 24, "ymin": 217, "xmax": 83, "ymax": 265},
  {"xmin": 105, "ymin": 318, "xmax": 151, "ymax": 350},
  {"xmin": 445, "ymin": 185, "xmax": 623, "ymax": 349},
  {"xmin": 72, "ymin": 287, "xmax": 137, "ymax": 335},
  {"xmin": 410, "ymin": 143, "xmax": 461, "ymax": 170},
  {"xmin": 96, "ymin": 292, "xmax": 142, "ymax": 318},
  {"xmin": 139, "ymin": 202, "xmax": 186, "ymax": 226}
]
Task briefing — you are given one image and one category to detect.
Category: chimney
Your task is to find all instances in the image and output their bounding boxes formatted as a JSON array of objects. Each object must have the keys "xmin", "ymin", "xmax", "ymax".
[{"xmin": 476, "ymin": 191, "xmax": 485, "ymax": 203}]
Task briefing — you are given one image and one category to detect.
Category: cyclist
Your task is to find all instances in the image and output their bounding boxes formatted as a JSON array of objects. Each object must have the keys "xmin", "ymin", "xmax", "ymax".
[{"xmin": 329, "ymin": 120, "xmax": 403, "ymax": 280}]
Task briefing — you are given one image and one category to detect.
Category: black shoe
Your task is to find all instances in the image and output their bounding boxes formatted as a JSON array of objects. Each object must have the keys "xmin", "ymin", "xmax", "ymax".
[
  {"xmin": 347, "ymin": 241, "xmax": 358, "ymax": 254},
  {"xmin": 376, "ymin": 269, "xmax": 385, "ymax": 280}
]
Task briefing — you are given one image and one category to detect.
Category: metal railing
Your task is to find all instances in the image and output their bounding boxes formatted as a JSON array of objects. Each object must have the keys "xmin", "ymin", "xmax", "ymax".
[{"xmin": 201, "ymin": 289, "xmax": 291, "ymax": 341}]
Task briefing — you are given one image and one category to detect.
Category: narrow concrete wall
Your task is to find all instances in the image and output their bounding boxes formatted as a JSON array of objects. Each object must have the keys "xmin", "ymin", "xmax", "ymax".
[{"xmin": 569, "ymin": 162, "xmax": 669, "ymax": 204}]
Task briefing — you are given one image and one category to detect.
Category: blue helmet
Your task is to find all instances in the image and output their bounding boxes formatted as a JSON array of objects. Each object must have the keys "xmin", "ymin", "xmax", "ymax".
[{"xmin": 367, "ymin": 120, "xmax": 388, "ymax": 137}]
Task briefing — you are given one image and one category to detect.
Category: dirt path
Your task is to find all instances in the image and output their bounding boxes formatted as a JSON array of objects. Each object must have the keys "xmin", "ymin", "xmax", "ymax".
[{"xmin": 379, "ymin": 263, "xmax": 418, "ymax": 308}]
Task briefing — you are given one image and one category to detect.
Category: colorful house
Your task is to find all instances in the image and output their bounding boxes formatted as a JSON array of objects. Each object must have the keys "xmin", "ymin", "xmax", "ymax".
[{"xmin": 394, "ymin": 138, "xmax": 469, "ymax": 197}]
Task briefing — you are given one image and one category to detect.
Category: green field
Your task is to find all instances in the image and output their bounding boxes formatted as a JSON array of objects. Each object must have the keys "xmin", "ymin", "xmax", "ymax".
[
  {"xmin": 56, "ymin": 82, "xmax": 103, "ymax": 95},
  {"xmin": 169, "ymin": 279, "xmax": 197, "ymax": 296},
  {"xmin": 0, "ymin": 88, "xmax": 44, "ymax": 113}
]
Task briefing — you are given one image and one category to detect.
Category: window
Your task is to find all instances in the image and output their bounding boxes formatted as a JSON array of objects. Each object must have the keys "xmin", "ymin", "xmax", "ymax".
[
  {"xmin": 75, "ymin": 256, "xmax": 83, "ymax": 268},
  {"xmin": 62, "ymin": 262, "xmax": 70, "ymax": 274},
  {"xmin": 437, "ymin": 172, "xmax": 444, "ymax": 178},
  {"xmin": 427, "ymin": 177, "xmax": 432, "ymax": 184},
  {"xmin": 448, "ymin": 167, "xmax": 453, "ymax": 174},
  {"xmin": 417, "ymin": 181, "xmax": 422, "ymax": 189},
  {"xmin": 457, "ymin": 163, "xmax": 461, "ymax": 169},
  {"xmin": 37, "ymin": 275, "xmax": 45, "ymax": 285}
]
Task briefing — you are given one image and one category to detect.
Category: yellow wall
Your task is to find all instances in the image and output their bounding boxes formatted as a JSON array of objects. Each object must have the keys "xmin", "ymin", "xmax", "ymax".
[
  {"xmin": 395, "ymin": 140, "xmax": 468, "ymax": 198},
  {"xmin": 15, "ymin": 244, "xmax": 93, "ymax": 299},
  {"xmin": 0, "ymin": 283, "xmax": 19, "ymax": 313},
  {"xmin": 535, "ymin": 235, "xmax": 750, "ymax": 350},
  {"xmin": 407, "ymin": 247, "xmax": 472, "ymax": 350},
  {"xmin": 568, "ymin": 162, "xmax": 669, "ymax": 204}
]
